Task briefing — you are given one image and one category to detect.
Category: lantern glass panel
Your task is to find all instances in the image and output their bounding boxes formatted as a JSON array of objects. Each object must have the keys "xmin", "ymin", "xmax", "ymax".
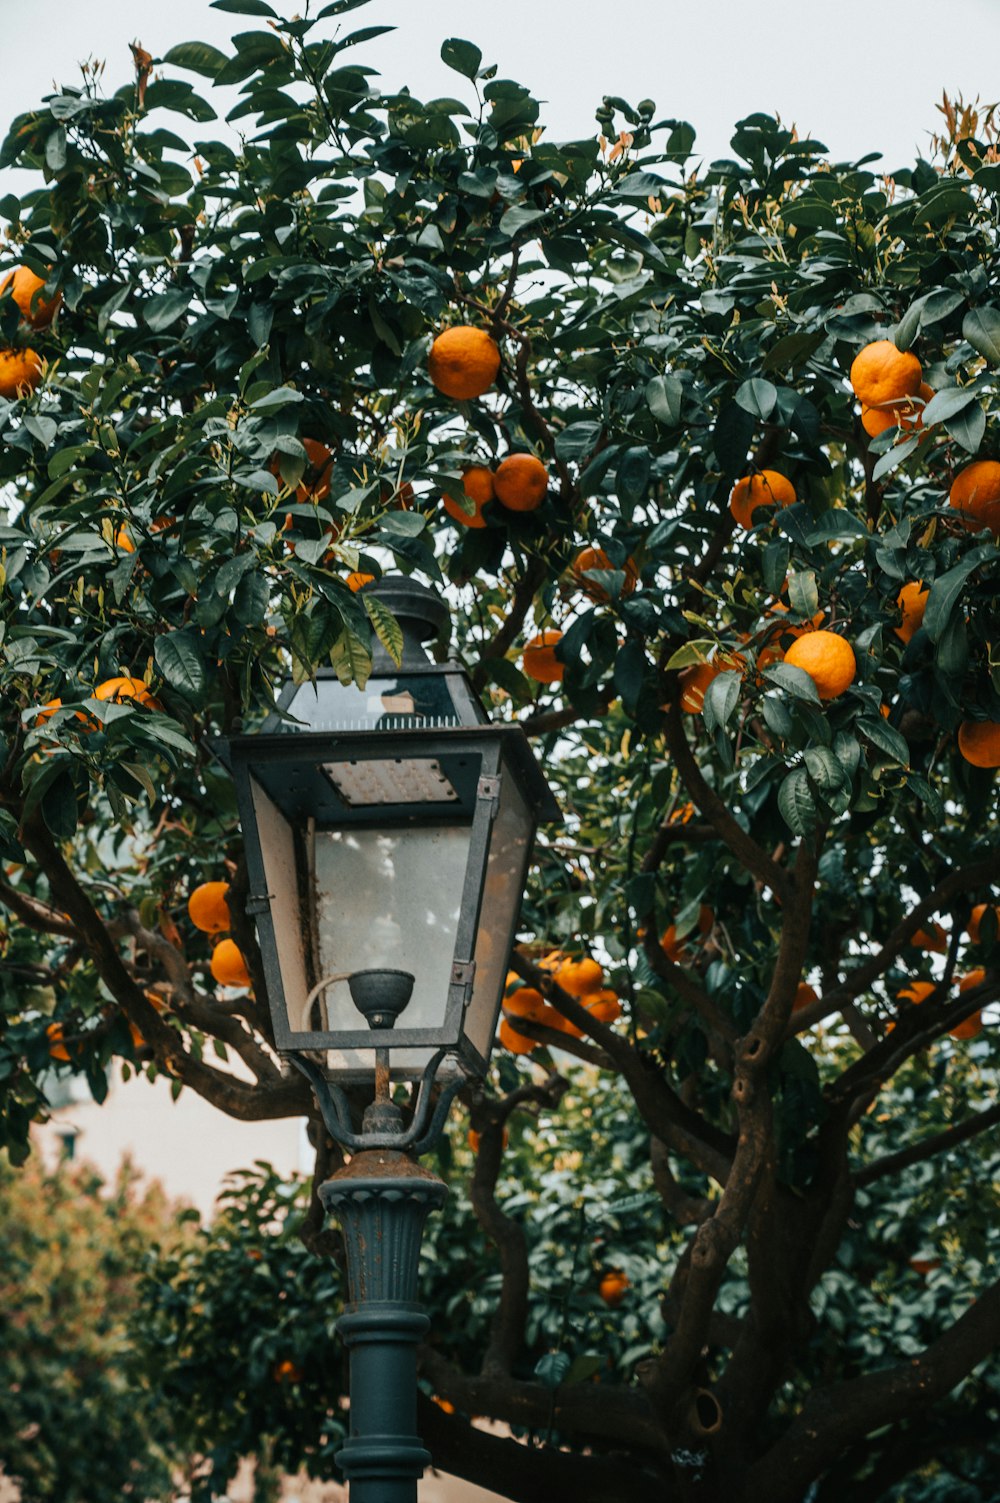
[
  {"xmin": 465, "ymin": 762, "xmax": 535, "ymax": 1063},
  {"xmin": 304, "ymin": 824, "xmax": 470, "ymax": 1036}
]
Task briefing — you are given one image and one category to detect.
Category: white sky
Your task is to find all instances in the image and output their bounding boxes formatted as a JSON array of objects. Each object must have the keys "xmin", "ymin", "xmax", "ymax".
[{"xmin": 0, "ymin": 0, "xmax": 998, "ymax": 190}]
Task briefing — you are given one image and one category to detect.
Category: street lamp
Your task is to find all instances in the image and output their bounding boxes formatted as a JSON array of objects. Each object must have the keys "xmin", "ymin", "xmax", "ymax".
[{"xmin": 219, "ymin": 576, "xmax": 560, "ymax": 1502}]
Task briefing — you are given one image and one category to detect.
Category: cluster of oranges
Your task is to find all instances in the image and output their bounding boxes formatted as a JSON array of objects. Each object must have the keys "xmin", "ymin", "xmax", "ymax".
[
  {"xmin": 498, "ymin": 952, "xmax": 621, "ymax": 1054},
  {"xmin": 0, "ymin": 265, "xmax": 57, "ymax": 399},
  {"xmin": 667, "ymin": 337, "xmax": 1000, "ymax": 765},
  {"xmin": 188, "ymin": 880, "xmax": 252, "ymax": 988},
  {"xmin": 894, "ymin": 901, "xmax": 999, "ymax": 1041},
  {"xmin": 427, "ymin": 325, "xmax": 639, "ymax": 690}
]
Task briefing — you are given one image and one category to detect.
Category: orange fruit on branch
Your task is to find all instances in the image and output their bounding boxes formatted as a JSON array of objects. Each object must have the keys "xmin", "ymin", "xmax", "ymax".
[
  {"xmin": 498, "ymin": 1016, "xmax": 537, "ymax": 1054},
  {"xmin": 909, "ymin": 922, "xmax": 947, "ymax": 954},
  {"xmin": 792, "ymin": 981, "xmax": 818, "ymax": 1014},
  {"xmin": 849, "ymin": 340, "xmax": 922, "ymax": 410},
  {"xmin": 94, "ymin": 676, "xmax": 160, "ymax": 709},
  {"xmin": 729, "ymin": 470, "xmax": 796, "ymax": 530},
  {"xmin": 347, "ymin": 571, "xmax": 374, "ymax": 592},
  {"xmin": 957, "ymin": 721, "xmax": 1000, "ymax": 769},
  {"xmin": 894, "ymin": 581, "xmax": 929, "ymax": 644},
  {"xmin": 584, "ymin": 988, "xmax": 622, "ymax": 1023},
  {"xmin": 0, "ymin": 266, "xmax": 61, "ymax": 328},
  {"xmin": 210, "ymin": 938, "xmax": 251, "ymax": 988},
  {"xmin": 897, "ymin": 979, "xmax": 936, "ymax": 1007},
  {"xmin": 677, "ymin": 654, "xmax": 745, "ymax": 713},
  {"xmin": 502, "ymin": 986, "xmax": 548, "ymax": 1022},
  {"xmin": 949, "ymin": 460, "xmax": 1000, "ymax": 538},
  {"xmin": 428, "ymin": 325, "xmax": 501, "ymax": 400},
  {"xmin": 0, "ymin": 347, "xmax": 42, "ymax": 399},
  {"xmin": 494, "ymin": 453, "xmax": 548, "ymax": 512},
  {"xmin": 522, "ymin": 630, "xmax": 564, "ymax": 684},
  {"xmin": 443, "ymin": 465, "xmax": 494, "ymax": 529},
  {"xmin": 188, "ymin": 881, "xmax": 233, "ymax": 935},
  {"xmin": 967, "ymin": 904, "xmax": 1000, "ymax": 945},
  {"xmin": 952, "ymin": 970, "xmax": 986, "ymax": 1039},
  {"xmin": 783, "ymin": 631, "xmax": 856, "ymax": 700},
  {"xmin": 46, "ymin": 1022, "xmax": 71, "ymax": 1062},
  {"xmin": 599, "ymin": 1270, "xmax": 629, "ymax": 1307},
  {"xmin": 553, "ymin": 957, "xmax": 604, "ymax": 997},
  {"xmin": 861, "ymin": 382, "xmax": 933, "ymax": 437},
  {"xmin": 572, "ymin": 546, "xmax": 638, "ymax": 599}
]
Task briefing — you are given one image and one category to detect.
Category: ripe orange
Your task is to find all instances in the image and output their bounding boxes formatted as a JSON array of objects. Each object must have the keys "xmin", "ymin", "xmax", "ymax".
[
  {"xmin": 783, "ymin": 631, "xmax": 856, "ymax": 700},
  {"xmin": 468, "ymin": 1125, "xmax": 510, "ymax": 1153},
  {"xmin": 909, "ymin": 1255, "xmax": 941, "ymax": 1276},
  {"xmin": 94, "ymin": 676, "xmax": 160, "ymax": 709},
  {"xmin": 0, "ymin": 266, "xmax": 61, "ymax": 328},
  {"xmin": 297, "ymin": 438, "xmax": 333, "ymax": 503},
  {"xmin": 46, "ymin": 1022, "xmax": 71, "ymax": 1061},
  {"xmin": 494, "ymin": 453, "xmax": 548, "ymax": 512},
  {"xmin": 792, "ymin": 981, "xmax": 818, "ymax": 1014},
  {"xmin": 502, "ymin": 986, "xmax": 548, "ymax": 1022},
  {"xmin": 346, "ymin": 572, "xmax": 374, "ymax": 592},
  {"xmin": 849, "ymin": 340, "xmax": 922, "ymax": 410},
  {"xmin": 522, "ymin": 630, "xmax": 564, "ymax": 684},
  {"xmin": 428, "ymin": 326, "xmax": 501, "ymax": 400},
  {"xmin": 678, "ymin": 654, "xmax": 744, "ymax": 713},
  {"xmin": 444, "ymin": 466, "xmax": 494, "ymax": 528},
  {"xmin": 272, "ymin": 1359, "xmax": 303, "ymax": 1384},
  {"xmin": 113, "ymin": 525, "xmax": 135, "ymax": 554},
  {"xmin": 188, "ymin": 881, "xmax": 232, "ymax": 935},
  {"xmin": 957, "ymin": 721, "xmax": 1000, "ymax": 769},
  {"xmin": 895, "ymin": 581, "xmax": 928, "ymax": 643},
  {"xmin": 910, "ymin": 922, "xmax": 947, "ymax": 954},
  {"xmin": 729, "ymin": 470, "xmax": 796, "ymax": 530},
  {"xmin": 0, "ymin": 348, "xmax": 42, "ymax": 399},
  {"xmin": 897, "ymin": 980, "xmax": 935, "ymax": 1007},
  {"xmin": 599, "ymin": 1270, "xmax": 629, "ymax": 1307},
  {"xmin": 498, "ymin": 1016, "xmax": 537, "ymax": 1054},
  {"xmin": 661, "ymin": 906, "xmax": 713, "ymax": 963},
  {"xmin": 967, "ymin": 904, "xmax": 1000, "ymax": 945},
  {"xmin": 572, "ymin": 547, "xmax": 638, "ymax": 600},
  {"xmin": 949, "ymin": 460, "xmax": 1000, "ymax": 537},
  {"xmin": 584, "ymin": 988, "xmax": 622, "ymax": 1023},
  {"xmin": 211, "ymin": 938, "xmax": 251, "ymax": 988},
  {"xmin": 554, "ymin": 957, "xmax": 604, "ymax": 996},
  {"xmin": 952, "ymin": 971, "xmax": 986, "ymax": 1039},
  {"xmin": 861, "ymin": 382, "xmax": 933, "ymax": 437}
]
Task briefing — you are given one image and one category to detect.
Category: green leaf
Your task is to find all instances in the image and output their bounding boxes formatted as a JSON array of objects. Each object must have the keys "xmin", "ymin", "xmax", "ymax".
[
  {"xmin": 440, "ymin": 37, "xmax": 482, "ymax": 78},
  {"xmin": 734, "ymin": 377, "xmax": 777, "ymax": 421},
  {"xmin": 857, "ymin": 716, "xmax": 909, "ymax": 767},
  {"xmin": 164, "ymin": 42, "xmax": 230, "ymax": 77},
  {"xmin": 210, "ymin": 0, "xmax": 277, "ymax": 14},
  {"xmin": 787, "ymin": 570, "xmax": 818, "ymax": 618},
  {"xmin": 143, "ymin": 289, "xmax": 191, "ymax": 332},
  {"xmin": 646, "ymin": 374, "xmax": 683, "ymax": 426},
  {"xmin": 703, "ymin": 671, "xmax": 741, "ymax": 732},
  {"xmin": 363, "ymin": 595, "xmax": 403, "ymax": 667},
  {"xmin": 923, "ymin": 548, "xmax": 993, "ymax": 641},
  {"xmin": 534, "ymin": 1352, "xmax": 571, "ymax": 1388},
  {"xmin": 154, "ymin": 631, "xmax": 206, "ymax": 699},
  {"xmin": 804, "ymin": 745, "xmax": 848, "ymax": 793},
  {"xmin": 962, "ymin": 306, "xmax": 1000, "ymax": 364},
  {"xmin": 946, "ymin": 402, "xmax": 985, "ymax": 455},
  {"xmin": 617, "ymin": 446, "xmax": 650, "ymax": 505},
  {"xmin": 498, "ymin": 205, "xmax": 546, "ymax": 237},
  {"xmin": 764, "ymin": 663, "xmax": 821, "ymax": 704},
  {"xmin": 872, "ymin": 435, "xmax": 919, "ymax": 482},
  {"xmin": 778, "ymin": 768, "xmax": 816, "ymax": 836},
  {"xmin": 920, "ymin": 386, "xmax": 976, "ymax": 427}
]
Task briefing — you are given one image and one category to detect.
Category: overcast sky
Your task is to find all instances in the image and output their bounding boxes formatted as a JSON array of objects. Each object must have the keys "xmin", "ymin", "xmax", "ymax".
[{"xmin": 0, "ymin": 0, "xmax": 998, "ymax": 186}]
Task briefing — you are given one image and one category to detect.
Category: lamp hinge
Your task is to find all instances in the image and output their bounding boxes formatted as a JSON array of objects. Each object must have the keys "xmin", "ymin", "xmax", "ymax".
[
  {"xmin": 451, "ymin": 958, "xmax": 476, "ymax": 1007},
  {"xmin": 477, "ymin": 774, "xmax": 502, "ymax": 819},
  {"xmin": 245, "ymin": 892, "xmax": 273, "ymax": 916}
]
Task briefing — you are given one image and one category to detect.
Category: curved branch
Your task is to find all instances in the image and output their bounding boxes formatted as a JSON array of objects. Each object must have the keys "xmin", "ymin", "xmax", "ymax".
[{"xmin": 856, "ymin": 1098, "xmax": 1000, "ymax": 1186}]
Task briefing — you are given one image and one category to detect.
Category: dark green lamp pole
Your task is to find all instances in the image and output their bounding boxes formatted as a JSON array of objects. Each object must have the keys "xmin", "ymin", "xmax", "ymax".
[{"xmin": 219, "ymin": 577, "xmax": 560, "ymax": 1502}]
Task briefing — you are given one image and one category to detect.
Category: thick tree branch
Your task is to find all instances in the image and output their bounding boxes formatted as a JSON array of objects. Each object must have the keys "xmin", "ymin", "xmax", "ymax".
[
  {"xmin": 744, "ymin": 1277, "xmax": 1000, "ymax": 1503},
  {"xmin": 856, "ymin": 1098, "xmax": 1000, "ymax": 1186}
]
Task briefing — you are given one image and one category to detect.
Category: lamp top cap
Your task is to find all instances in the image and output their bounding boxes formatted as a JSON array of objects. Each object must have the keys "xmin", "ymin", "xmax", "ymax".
[{"xmin": 362, "ymin": 576, "xmax": 449, "ymax": 646}]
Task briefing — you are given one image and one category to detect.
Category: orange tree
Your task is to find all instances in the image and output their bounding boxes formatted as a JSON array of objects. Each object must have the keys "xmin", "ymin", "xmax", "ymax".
[{"xmin": 0, "ymin": 3, "xmax": 998, "ymax": 1498}]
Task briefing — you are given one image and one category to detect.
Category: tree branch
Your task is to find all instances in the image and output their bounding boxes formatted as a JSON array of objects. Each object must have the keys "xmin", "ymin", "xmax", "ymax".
[{"xmin": 856, "ymin": 1098, "xmax": 1000, "ymax": 1186}]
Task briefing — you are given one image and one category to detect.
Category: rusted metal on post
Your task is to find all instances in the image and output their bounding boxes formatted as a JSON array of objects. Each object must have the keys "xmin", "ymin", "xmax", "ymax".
[{"xmin": 321, "ymin": 1149, "xmax": 448, "ymax": 1502}]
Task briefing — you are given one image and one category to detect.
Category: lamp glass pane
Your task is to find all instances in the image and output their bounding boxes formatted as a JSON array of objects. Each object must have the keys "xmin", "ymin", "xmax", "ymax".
[
  {"xmin": 465, "ymin": 763, "xmax": 535, "ymax": 1062},
  {"xmin": 284, "ymin": 674, "xmax": 461, "ymax": 732},
  {"xmin": 285, "ymin": 825, "xmax": 471, "ymax": 1037}
]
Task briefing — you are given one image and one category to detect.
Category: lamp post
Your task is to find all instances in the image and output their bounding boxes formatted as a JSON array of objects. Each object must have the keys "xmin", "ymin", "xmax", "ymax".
[{"xmin": 219, "ymin": 577, "xmax": 560, "ymax": 1502}]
